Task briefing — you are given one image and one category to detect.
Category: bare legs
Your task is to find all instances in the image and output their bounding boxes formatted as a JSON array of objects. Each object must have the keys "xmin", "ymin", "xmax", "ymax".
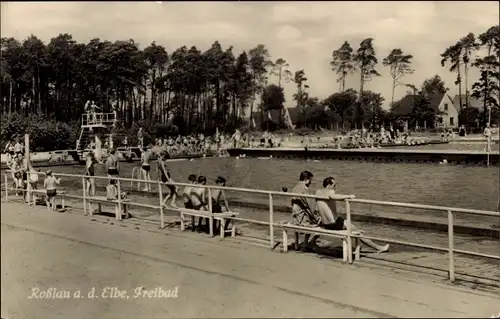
[{"xmin": 350, "ymin": 223, "xmax": 389, "ymax": 253}]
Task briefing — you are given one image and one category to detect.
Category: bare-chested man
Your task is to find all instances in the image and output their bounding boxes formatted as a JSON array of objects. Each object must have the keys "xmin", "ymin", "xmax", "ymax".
[
  {"xmin": 316, "ymin": 177, "xmax": 389, "ymax": 253},
  {"xmin": 106, "ymin": 149, "xmax": 120, "ymax": 179}
]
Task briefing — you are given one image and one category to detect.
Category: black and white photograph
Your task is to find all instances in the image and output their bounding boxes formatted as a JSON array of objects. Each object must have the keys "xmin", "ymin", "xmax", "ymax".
[{"xmin": 1, "ymin": 1, "xmax": 499, "ymax": 318}]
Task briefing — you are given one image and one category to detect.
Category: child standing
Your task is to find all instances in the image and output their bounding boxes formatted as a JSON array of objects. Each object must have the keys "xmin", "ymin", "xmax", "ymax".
[{"xmin": 44, "ymin": 170, "xmax": 60, "ymax": 211}]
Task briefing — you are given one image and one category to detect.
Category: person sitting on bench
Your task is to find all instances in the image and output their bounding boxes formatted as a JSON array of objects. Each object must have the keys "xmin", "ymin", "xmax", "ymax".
[
  {"xmin": 211, "ymin": 176, "xmax": 231, "ymax": 231},
  {"xmin": 289, "ymin": 171, "xmax": 321, "ymax": 250},
  {"xmin": 316, "ymin": 176, "xmax": 389, "ymax": 253},
  {"xmin": 106, "ymin": 179, "xmax": 127, "ymax": 201},
  {"xmin": 106, "ymin": 179, "xmax": 129, "ymax": 218},
  {"xmin": 181, "ymin": 174, "xmax": 197, "ymax": 209},
  {"xmin": 191, "ymin": 175, "xmax": 209, "ymax": 231}
]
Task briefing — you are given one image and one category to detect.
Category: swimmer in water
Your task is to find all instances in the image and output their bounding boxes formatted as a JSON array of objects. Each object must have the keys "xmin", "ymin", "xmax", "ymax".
[
  {"xmin": 44, "ymin": 170, "xmax": 61, "ymax": 211},
  {"xmin": 140, "ymin": 146, "xmax": 152, "ymax": 192}
]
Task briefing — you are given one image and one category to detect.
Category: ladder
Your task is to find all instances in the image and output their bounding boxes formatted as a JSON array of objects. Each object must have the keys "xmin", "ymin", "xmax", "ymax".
[{"xmin": 76, "ymin": 128, "xmax": 93, "ymax": 151}]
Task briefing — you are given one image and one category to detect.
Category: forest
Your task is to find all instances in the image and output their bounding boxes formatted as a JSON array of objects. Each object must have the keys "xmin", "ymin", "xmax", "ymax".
[{"xmin": 1, "ymin": 24, "xmax": 499, "ymax": 150}]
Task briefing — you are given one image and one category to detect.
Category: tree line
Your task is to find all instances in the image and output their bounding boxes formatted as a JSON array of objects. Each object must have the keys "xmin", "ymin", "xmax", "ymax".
[{"xmin": 1, "ymin": 25, "xmax": 498, "ymax": 142}]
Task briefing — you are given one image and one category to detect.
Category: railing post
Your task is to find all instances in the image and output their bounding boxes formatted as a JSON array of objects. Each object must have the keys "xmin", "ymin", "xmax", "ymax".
[
  {"xmin": 345, "ymin": 199, "xmax": 353, "ymax": 263},
  {"xmin": 158, "ymin": 182, "xmax": 164, "ymax": 229},
  {"xmin": 269, "ymin": 193, "xmax": 274, "ymax": 249},
  {"xmin": 116, "ymin": 179, "xmax": 122, "ymax": 221},
  {"xmin": 5, "ymin": 173, "xmax": 9, "ymax": 201},
  {"xmin": 82, "ymin": 177, "xmax": 87, "ymax": 215},
  {"xmin": 448, "ymin": 210, "xmax": 455, "ymax": 282},
  {"xmin": 208, "ymin": 187, "xmax": 213, "ymax": 237}
]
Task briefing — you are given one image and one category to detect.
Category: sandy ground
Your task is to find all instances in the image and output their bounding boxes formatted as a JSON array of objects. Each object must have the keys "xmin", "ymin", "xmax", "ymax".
[{"xmin": 2, "ymin": 202, "xmax": 499, "ymax": 319}]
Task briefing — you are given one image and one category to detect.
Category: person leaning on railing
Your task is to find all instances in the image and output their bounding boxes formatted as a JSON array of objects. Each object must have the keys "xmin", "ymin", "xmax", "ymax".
[{"xmin": 315, "ymin": 177, "xmax": 389, "ymax": 253}]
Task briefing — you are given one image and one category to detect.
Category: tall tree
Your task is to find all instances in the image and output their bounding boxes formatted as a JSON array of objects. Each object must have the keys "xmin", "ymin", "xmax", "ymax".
[
  {"xmin": 270, "ymin": 58, "xmax": 292, "ymax": 88},
  {"xmin": 441, "ymin": 43, "xmax": 463, "ymax": 119},
  {"xmin": 248, "ymin": 44, "xmax": 272, "ymax": 129},
  {"xmin": 330, "ymin": 41, "xmax": 355, "ymax": 92},
  {"xmin": 353, "ymin": 38, "xmax": 381, "ymax": 94},
  {"xmin": 472, "ymin": 25, "xmax": 500, "ymax": 126},
  {"xmin": 353, "ymin": 38, "xmax": 380, "ymax": 127},
  {"xmin": 421, "ymin": 75, "xmax": 447, "ymax": 95},
  {"xmin": 292, "ymin": 69, "xmax": 309, "ymax": 111},
  {"xmin": 459, "ymin": 33, "xmax": 480, "ymax": 108},
  {"xmin": 382, "ymin": 48, "xmax": 414, "ymax": 107}
]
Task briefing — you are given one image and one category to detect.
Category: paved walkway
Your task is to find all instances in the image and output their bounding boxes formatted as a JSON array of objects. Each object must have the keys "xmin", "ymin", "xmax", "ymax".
[{"xmin": 2, "ymin": 202, "xmax": 499, "ymax": 318}]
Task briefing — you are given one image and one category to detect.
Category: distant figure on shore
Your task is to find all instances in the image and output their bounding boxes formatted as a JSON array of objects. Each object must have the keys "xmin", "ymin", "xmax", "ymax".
[
  {"xmin": 458, "ymin": 125, "xmax": 467, "ymax": 137},
  {"xmin": 232, "ymin": 129, "xmax": 241, "ymax": 148}
]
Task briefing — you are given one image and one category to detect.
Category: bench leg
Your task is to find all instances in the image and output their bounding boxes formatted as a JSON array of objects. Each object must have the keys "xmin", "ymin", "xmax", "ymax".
[
  {"xmin": 191, "ymin": 216, "xmax": 195, "ymax": 232},
  {"xmin": 342, "ymin": 239, "xmax": 348, "ymax": 263},
  {"xmin": 354, "ymin": 238, "xmax": 361, "ymax": 261},
  {"xmin": 294, "ymin": 232, "xmax": 299, "ymax": 251},
  {"xmin": 180, "ymin": 213, "xmax": 185, "ymax": 231},
  {"xmin": 220, "ymin": 219, "xmax": 225, "ymax": 239},
  {"xmin": 282, "ymin": 229, "xmax": 288, "ymax": 252},
  {"xmin": 62, "ymin": 196, "xmax": 65, "ymax": 210},
  {"xmin": 230, "ymin": 221, "xmax": 236, "ymax": 237}
]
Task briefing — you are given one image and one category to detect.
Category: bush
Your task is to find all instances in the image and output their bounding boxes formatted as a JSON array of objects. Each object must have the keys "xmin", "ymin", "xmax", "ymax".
[{"xmin": 0, "ymin": 112, "xmax": 77, "ymax": 152}]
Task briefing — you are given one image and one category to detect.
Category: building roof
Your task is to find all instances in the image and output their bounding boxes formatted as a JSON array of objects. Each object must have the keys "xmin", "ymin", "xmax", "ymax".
[
  {"xmin": 391, "ymin": 93, "xmax": 447, "ymax": 116},
  {"xmin": 452, "ymin": 94, "xmax": 484, "ymax": 111},
  {"xmin": 427, "ymin": 93, "xmax": 446, "ymax": 110}
]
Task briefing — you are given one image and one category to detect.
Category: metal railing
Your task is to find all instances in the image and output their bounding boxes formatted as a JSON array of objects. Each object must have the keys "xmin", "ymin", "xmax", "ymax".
[
  {"xmin": 81, "ymin": 113, "xmax": 116, "ymax": 126},
  {"xmin": 3, "ymin": 170, "xmax": 499, "ymax": 283}
]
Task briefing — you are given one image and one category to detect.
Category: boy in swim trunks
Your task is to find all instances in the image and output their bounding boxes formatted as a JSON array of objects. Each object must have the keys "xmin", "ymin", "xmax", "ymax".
[
  {"xmin": 106, "ymin": 149, "xmax": 120, "ymax": 178},
  {"xmin": 140, "ymin": 147, "xmax": 152, "ymax": 192},
  {"xmin": 44, "ymin": 170, "xmax": 61, "ymax": 211},
  {"xmin": 315, "ymin": 177, "xmax": 389, "ymax": 253}
]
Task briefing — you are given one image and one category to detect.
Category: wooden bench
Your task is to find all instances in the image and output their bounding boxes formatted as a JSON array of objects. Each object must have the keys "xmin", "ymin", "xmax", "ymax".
[
  {"xmin": 281, "ymin": 223, "xmax": 362, "ymax": 263},
  {"xmin": 29, "ymin": 189, "xmax": 67, "ymax": 209},
  {"xmin": 174, "ymin": 207, "xmax": 239, "ymax": 238},
  {"xmin": 85, "ymin": 196, "xmax": 131, "ymax": 220}
]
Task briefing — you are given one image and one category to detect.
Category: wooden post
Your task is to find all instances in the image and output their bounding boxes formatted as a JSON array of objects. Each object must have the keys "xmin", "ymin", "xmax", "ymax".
[
  {"xmin": 345, "ymin": 199, "xmax": 353, "ymax": 264},
  {"xmin": 207, "ymin": 187, "xmax": 213, "ymax": 237},
  {"xmin": 448, "ymin": 210, "xmax": 455, "ymax": 282},
  {"xmin": 116, "ymin": 179, "xmax": 122, "ymax": 220},
  {"xmin": 5, "ymin": 173, "xmax": 9, "ymax": 201},
  {"xmin": 82, "ymin": 177, "xmax": 87, "ymax": 215},
  {"xmin": 25, "ymin": 134, "xmax": 30, "ymax": 203},
  {"xmin": 269, "ymin": 193, "xmax": 274, "ymax": 249},
  {"xmin": 158, "ymin": 182, "xmax": 164, "ymax": 229}
]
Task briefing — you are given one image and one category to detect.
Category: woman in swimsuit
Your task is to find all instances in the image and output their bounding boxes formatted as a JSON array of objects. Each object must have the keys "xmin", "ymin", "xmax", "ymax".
[
  {"xmin": 85, "ymin": 153, "xmax": 96, "ymax": 197},
  {"xmin": 140, "ymin": 147, "xmax": 152, "ymax": 192}
]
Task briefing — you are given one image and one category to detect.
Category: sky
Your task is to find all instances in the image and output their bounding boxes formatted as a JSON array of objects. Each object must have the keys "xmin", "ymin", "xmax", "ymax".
[{"xmin": 1, "ymin": 1, "xmax": 499, "ymax": 109}]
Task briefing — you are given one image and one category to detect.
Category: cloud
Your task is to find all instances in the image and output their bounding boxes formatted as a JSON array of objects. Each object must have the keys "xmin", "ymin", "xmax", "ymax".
[
  {"xmin": 1, "ymin": 1, "xmax": 499, "ymax": 108},
  {"xmin": 276, "ymin": 25, "xmax": 302, "ymax": 40}
]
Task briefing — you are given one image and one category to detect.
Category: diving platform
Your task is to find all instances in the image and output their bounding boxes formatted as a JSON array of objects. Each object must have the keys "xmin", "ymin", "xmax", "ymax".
[{"xmin": 81, "ymin": 112, "xmax": 116, "ymax": 128}]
